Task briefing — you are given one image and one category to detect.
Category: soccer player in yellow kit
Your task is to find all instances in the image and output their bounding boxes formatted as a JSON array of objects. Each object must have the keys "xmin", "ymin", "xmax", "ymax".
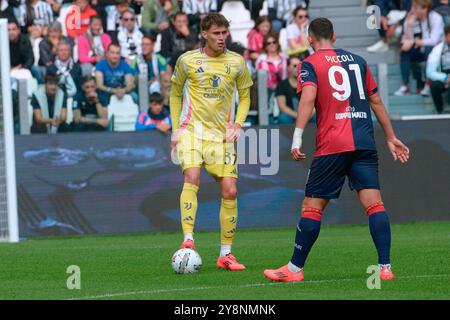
[{"xmin": 170, "ymin": 13, "xmax": 253, "ymax": 271}]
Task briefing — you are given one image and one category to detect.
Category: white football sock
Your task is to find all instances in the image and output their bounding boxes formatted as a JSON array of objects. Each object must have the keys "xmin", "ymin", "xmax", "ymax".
[
  {"xmin": 220, "ymin": 244, "xmax": 231, "ymax": 257},
  {"xmin": 287, "ymin": 261, "xmax": 303, "ymax": 273},
  {"xmin": 184, "ymin": 233, "xmax": 194, "ymax": 242},
  {"xmin": 378, "ymin": 263, "xmax": 391, "ymax": 269}
]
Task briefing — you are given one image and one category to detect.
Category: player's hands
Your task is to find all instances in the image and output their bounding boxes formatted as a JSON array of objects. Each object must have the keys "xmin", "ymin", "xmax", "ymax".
[
  {"xmin": 291, "ymin": 148, "xmax": 306, "ymax": 161},
  {"xmin": 170, "ymin": 130, "xmax": 180, "ymax": 161},
  {"xmin": 387, "ymin": 137, "xmax": 410, "ymax": 163},
  {"xmin": 226, "ymin": 123, "xmax": 242, "ymax": 143}
]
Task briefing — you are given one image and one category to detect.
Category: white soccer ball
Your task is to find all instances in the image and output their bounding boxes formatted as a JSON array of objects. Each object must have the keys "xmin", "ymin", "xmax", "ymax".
[{"xmin": 171, "ymin": 248, "xmax": 202, "ymax": 274}]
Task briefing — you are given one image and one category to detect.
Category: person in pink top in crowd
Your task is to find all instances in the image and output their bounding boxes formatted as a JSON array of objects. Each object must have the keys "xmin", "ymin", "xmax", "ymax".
[
  {"xmin": 255, "ymin": 32, "xmax": 289, "ymax": 91},
  {"xmin": 247, "ymin": 16, "xmax": 272, "ymax": 63},
  {"xmin": 78, "ymin": 16, "xmax": 112, "ymax": 76}
]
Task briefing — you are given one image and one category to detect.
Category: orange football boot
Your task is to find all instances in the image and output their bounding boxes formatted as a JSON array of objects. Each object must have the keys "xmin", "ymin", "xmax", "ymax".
[
  {"xmin": 380, "ymin": 265, "xmax": 395, "ymax": 280},
  {"xmin": 180, "ymin": 239, "xmax": 195, "ymax": 250},
  {"xmin": 217, "ymin": 254, "xmax": 246, "ymax": 271},
  {"xmin": 263, "ymin": 264, "xmax": 304, "ymax": 282}
]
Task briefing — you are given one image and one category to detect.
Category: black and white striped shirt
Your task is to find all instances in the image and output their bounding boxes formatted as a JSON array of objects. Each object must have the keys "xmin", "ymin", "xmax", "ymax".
[
  {"xmin": 26, "ymin": 0, "xmax": 54, "ymax": 27},
  {"xmin": 267, "ymin": 0, "xmax": 308, "ymax": 23},
  {"xmin": 183, "ymin": 0, "xmax": 218, "ymax": 15}
]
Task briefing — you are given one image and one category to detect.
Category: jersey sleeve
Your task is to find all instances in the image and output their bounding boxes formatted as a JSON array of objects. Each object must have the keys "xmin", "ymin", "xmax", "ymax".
[
  {"xmin": 171, "ymin": 55, "xmax": 188, "ymax": 88},
  {"xmin": 297, "ymin": 61, "xmax": 318, "ymax": 94},
  {"xmin": 365, "ymin": 64, "xmax": 378, "ymax": 96},
  {"xmin": 236, "ymin": 57, "xmax": 254, "ymax": 90}
]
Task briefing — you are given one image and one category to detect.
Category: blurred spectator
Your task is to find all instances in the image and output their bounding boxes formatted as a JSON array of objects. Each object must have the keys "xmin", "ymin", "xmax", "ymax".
[
  {"xmin": 247, "ymin": 16, "xmax": 272, "ymax": 63},
  {"xmin": 0, "ymin": 0, "xmax": 16, "ymax": 20},
  {"xmin": 73, "ymin": 76, "xmax": 110, "ymax": 131},
  {"xmin": 105, "ymin": 0, "xmax": 131, "ymax": 41},
  {"xmin": 95, "ymin": 42, "xmax": 136, "ymax": 106},
  {"xmin": 39, "ymin": 21, "xmax": 73, "ymax": 67},
  {"xmin": 160, "ymin": 11, "xmax": 197, "ymax": 59},
  {"xmin": 78, "ymin": 15, "xmax": 113, "ymax": 76},
  {"xmin": 275, "ymin": 56, "xmax": 300, "ymax": 124},
  {"xmin": 26, "ymin": 0, "xmax": 54, "ymax": 39},
  {"xmin": 137, "ymin": 35, "xmax": 168, "ymax": 92},
  {"xmin": 242, "ymin": 0, "xmax": 265, "ymax": 21},
  {"xmin": 160, "ymin": 71, "xmax": 171, "ymax": 105},
  {"xmin": 256, "ymin": 32, "xmax": 289, "ymax": 91},
  {"xmin": 47, "ymin": 40, "xmax": 83, "ymax": 97},
  {"xmin": 426, "ymin": 24, "xmax": 450, "ymax": 113},
  {"xmin": 31, "ymin": 72, "xmax": 69, "ymax": 133},
  {"xmin": 46, "ymin": 0, "xmax": 63, "ymax": 16},
  {"xmin": 135, "ymin": 92, "xmax": 171, "ymax": 133},
  {"xmin": 286, "ymin": 5, "xmax": 312, "ymax": 59},
  {"xmin": 183, "ymin": 0, "xmax": 218, "ymax": 34},
  {"xmin": 8, "ymin": 18, "xmax": 34, "ymax": 80},
  {"xmin": 268, "ymin": 0, "xmax": 309, "ymax": 32},
  {"xmin": 117, "ymin": 8, "xmax": 143, "ymax": 63},
  {"xmin": 66, "ymin": 0, "xmax": 98, "ymax": 39},
  {"xmin": 433, "ymin": 0, "xmax": 450, "ymax": 26},
  {"xmin": 367, "ymin": 0, "xmax": 411, "ymax": 52},
  {"xmin": 395, "ymin": 0, "xmax": 444, "ymax": 96},
  {"xmin": 141, "ymin": 0, "xmax": 179, "ymax": 36},
  {"xmin": 167, "ymin": 34, "xmax": 199, "ymax": 73}
]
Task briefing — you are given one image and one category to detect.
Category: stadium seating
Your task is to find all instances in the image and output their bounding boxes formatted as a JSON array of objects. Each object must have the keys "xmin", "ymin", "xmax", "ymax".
[
  {"xmin": 107, "ymin": 94, "xmax": 139, "ymax": 132},
  {"xmin": 259, "ymin": 0, "xmax": 268, "ymax": 16},
  {"xmin": 220, "ymin": 1, "xmax": 254, "ymax": 47},
  {"xmin": 278, "ymin": 28, "xmax": 288, "ymax": 53}
]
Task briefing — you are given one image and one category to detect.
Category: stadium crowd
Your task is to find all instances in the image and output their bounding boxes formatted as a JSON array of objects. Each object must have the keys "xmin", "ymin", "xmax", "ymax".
[{"xmin": 2, "ymin": 0, "xmax": 449, "ymax": 134}]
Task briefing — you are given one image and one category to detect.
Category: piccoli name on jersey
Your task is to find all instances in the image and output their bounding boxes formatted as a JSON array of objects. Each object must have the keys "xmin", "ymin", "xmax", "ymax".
[{"xmin": 324, "ymin": 54, "xmax": 355, "ymax": 63}]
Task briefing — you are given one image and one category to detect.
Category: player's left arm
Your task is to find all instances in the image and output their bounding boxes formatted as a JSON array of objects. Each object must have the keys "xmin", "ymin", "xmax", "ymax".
[
  {"xmin": 368, "ymin": 93, "xmax": 410, "ymax": 163},
  {"xmin": 227, "ymin": 58, "xmax": 253, "ymax": 142},
  {"xmin": 365, "ymin": 64, "xmax": 410, "ymax": 163}
]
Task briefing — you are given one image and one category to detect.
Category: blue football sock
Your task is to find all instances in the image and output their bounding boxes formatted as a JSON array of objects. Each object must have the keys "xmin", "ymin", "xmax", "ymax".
[
  {"xmin": 290, "ymin": 217, "xmax": 321, "ymax": 268},
  {"xmin": 369, "ymin": 211, "xmax": 391, "ymax": 265}
]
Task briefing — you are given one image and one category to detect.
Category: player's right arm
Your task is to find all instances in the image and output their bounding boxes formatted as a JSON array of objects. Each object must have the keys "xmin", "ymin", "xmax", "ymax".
[
  {"xmin": 291, "ymin": 86, "xmax": 316, "ymax": 161},
  {"xmin": 368, "ymin": 92, "xmax": 410, "ymax": 163},
  {"xmin": 291, "ymin": 61, "xmax": 317, "ymax": 161},
  {"xmin": 169, "ymin": 55, "xmax": 188, "ymax": 147}
]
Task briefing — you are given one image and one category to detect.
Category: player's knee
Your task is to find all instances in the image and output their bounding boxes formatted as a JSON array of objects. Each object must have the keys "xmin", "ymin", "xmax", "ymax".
[
  {"xmin": 184, "ymin": 171, "xmax": 200, "ymax": 186},
  {"xmin": 365, "ymin": 201, "xmax": 386, "ymax": 216},
  {"xmin": 301, "ymin": 206, "xmax": 323, "ymax": 222},
  {"xmin": 222, "ymin": 185, "xmax": 237, "ymax": 200}
]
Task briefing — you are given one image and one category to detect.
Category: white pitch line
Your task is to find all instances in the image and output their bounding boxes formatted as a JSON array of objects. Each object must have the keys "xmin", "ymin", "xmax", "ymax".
[{"xmin": 68, "ymin": 274, "xmax": 449, "ymax": 300}]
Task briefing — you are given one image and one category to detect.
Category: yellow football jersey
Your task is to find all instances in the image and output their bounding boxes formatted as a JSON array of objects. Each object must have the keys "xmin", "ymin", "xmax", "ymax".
[{"xmin": 171, "ymin": 48, "xmax": 253, "ymax": 141}]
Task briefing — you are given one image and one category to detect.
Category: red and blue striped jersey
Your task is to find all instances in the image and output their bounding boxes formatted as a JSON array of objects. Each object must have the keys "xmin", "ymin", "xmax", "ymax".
[{"xmin": 297, "ymin": 48, "xmax": 378, "ymax": 157}]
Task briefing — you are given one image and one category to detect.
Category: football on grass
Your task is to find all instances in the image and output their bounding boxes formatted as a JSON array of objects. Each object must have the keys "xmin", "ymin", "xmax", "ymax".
[{"xmin": 171, "ymin": 248, "xmax": 202, "ymax": 274}]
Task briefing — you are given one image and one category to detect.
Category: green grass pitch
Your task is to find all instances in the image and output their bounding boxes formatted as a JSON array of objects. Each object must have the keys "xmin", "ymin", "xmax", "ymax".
[{"xmin": 0, "ymin": 221, "xmax": 449, "ymax": 300}]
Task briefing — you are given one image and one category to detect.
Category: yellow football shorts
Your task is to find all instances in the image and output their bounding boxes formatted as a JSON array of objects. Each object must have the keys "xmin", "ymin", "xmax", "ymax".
[{"xmin": 176, "ymin": 132, "xmax": 238, "ymax": 179}]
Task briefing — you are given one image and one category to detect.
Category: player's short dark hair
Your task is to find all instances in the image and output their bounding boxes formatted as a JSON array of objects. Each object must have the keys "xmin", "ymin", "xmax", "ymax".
[
  {"xmin": 107, "ymin": 42, "xmax": 121, "ymax": 51},
  {"xmin": 308, "ymin": 17, "xmax": 334, "ymax": 41},
  {"xmin": 201, "ymin": 13, "xmax": 230, "ymax": 32},
  {"xmin": 149, "ymin": 92, "xmax": 164, "ymax": 104},
  {"xmin": 445, "ymin": 24, "xmax": 450, "ymax": 35}
]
